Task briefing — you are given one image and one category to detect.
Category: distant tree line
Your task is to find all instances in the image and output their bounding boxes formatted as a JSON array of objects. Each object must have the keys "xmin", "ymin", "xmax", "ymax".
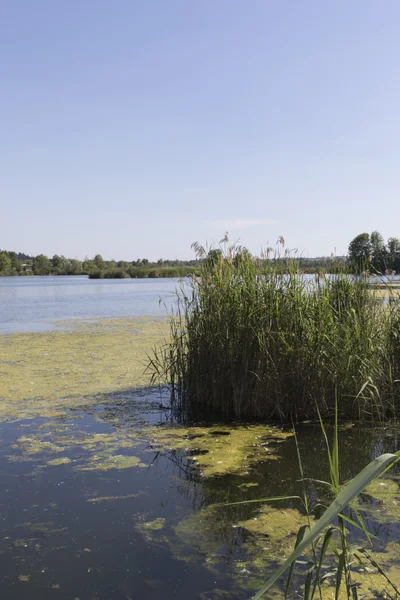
[
  {"xmin": 0, "ymin": 250, "xmax": 202, "ymax": 277},
  {"xmin": 1, "ymin": 233, "xmax": 399, "ymax": 277}
]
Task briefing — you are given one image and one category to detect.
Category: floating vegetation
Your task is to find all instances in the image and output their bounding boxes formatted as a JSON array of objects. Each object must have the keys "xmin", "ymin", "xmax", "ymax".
[
  {"xmin": 171, "ymin": 505, "xmax": 232, "ymax": 569},
  {"xmin": 28, "ymin": 522, "xmax": 68, "ymax": 535},
  {"xmin": 136, "ymin": 518, "xmax": 166, "ymax": 532},
  {"xmin": 13, "ymin": 538, "xmax": 39, "ymax": 548},
  {"xmin": 167, "ymin": 503, "xmax": 312, "ymax": 593},
  {"xmin": 144, "ymin": 424, "xmax": 291, "ymax": 478},
  {"xmin": 6, "ymin": 455, "xmax": 39, "ymax": 463},
  {"xmin": 14, "ymin": 436, "xmax": 66, "ymax": 455},
  {"xmin": 237, "ymin": 505, "xmax": 314, "ymax": 560},
  {"xmin": 47, "ymin": 457, "xmax": 72, "ymax": 466},
  {"xmin": 0, "ymin": 317, "xmax": 168, "ymax": 422},
  {"xmin": 135, "ymin": 516, "xmax": 168, "ymax": 544},
  {"xmin": 86, "ymin": 492, "xmax": 145, "ymax": 503},
  {"xmin": 75, "ymin": 454, "xmax": 147, "ymax": 472},
  {"xmin": 237, "ymin": 482, "xmax": 259, "ymax": 489},
  {"xmin": 18, "ymin": 574, "xmax": 31, "ymax": 583},
  {"xmin": 363, "ymin": 477, "xmax": 400, "ymax": 519},
  {"xmin": 11, "ymin": 426, "xmax": 145, "ymax": 471}
]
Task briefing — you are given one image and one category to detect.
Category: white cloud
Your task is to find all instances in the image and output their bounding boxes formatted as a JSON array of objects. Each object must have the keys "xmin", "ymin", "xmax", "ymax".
[{"xmin": 211, "ymin": 218, "xmax": 276, "ymax": 231}]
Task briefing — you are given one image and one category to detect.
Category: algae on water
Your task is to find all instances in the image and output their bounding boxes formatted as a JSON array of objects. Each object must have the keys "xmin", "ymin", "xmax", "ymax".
[
  {"xmin": 136, "ymin": 518, "xmax": 166, "ymax": 532},
  {"xmin": 364, "ymin": 477, "xmax": 400, "ymax": 519},
  {"xmin": 47, "ymin": 457, "xmax": 72, "ymax": 466},
  {"xmin": 87, "ymin": 492, "xmax": 145, "ymax": 503},
  {"xmin": 168, "ymin": 502, "xmax": 313, "ymax": 593},
  {"xmin": 0, "ymin": 317, "xmax": 168, "ymax": 422},
  {"xmin": 144, "ymin": 424, "xmax": 292, "ymax": 478},
  {"xmin": 76, "ymin": 454, "xmax": 147, "ymax": 472}
]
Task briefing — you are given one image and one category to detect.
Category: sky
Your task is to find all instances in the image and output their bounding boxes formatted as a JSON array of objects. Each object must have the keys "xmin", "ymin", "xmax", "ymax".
[{"xmin": 1, "ymin": 1, "xmax": 400, "ymax": 261}]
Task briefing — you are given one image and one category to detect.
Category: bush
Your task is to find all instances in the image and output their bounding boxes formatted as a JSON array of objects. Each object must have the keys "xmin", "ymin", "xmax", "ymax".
[{"xmin": 88, "ymin": 270, "xmax": 104, "ymax": 279}]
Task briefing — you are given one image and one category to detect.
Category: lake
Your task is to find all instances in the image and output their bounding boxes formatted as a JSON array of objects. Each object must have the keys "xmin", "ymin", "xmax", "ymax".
[
  {"xmin": 1, "ymin": 276, "xmax": 400, "ymax": 599},
  {"xmin": 0, "ymin": 276, "xmax": 181, "ymax": 333}
]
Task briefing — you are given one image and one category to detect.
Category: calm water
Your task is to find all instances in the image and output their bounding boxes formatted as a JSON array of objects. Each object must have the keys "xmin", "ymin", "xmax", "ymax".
[
  {"xmin": 1, "ymin": 276, "xmax": 400, "ymax": 598},
  {"xmin": 0, "ymin": 276, "xmax": 180, "ymax": 333}
]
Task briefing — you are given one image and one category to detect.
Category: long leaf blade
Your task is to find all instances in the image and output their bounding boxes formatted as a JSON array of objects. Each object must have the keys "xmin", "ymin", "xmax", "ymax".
[{"xmin": 252, "ymin": 453, "xmax": 398, "ymax": 600}]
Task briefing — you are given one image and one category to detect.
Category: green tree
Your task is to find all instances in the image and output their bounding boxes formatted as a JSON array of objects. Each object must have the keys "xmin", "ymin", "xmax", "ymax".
[
  {"xmin": 8, "ymin": 251, "xmax": 20, "ymax": 271},
  {"xmin": 51, "ymin": 254, "xmax": 62, "ymax": 268},
  {"xmin": 348, "ymin": 233, "xmax": 371, "ymax": 272},
  {"xmin": 82, "ymin": 257, "xmax": 93, "ymax": 272},
  {"xmin": 370, "ymin": 230, "xmax": 386, "ymax": 272},
  {"xmin": 33, "ymin": 254, "xmax": 52, "ymax": 275},
  {"xmin": 68, "ymin": 259, "xmax": 82, "ymax": 274},
  {"xmin": 387, "ymin": 237, "xmax": 400, "ymax": 272},
  {"xmin": 0, "ymin": 251, "xmax": 12, "ymax": 274},
  {"xmin": 94, "ymin": 254, "xmax": 104, "ymax": 269}
]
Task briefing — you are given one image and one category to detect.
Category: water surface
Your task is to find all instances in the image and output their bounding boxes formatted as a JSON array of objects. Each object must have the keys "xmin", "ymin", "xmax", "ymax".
[
  {"xmin": 1, "ymin": 279, "xmax": 400, "ymax": 599},
  {"xmin": 0, "ymin": 276, "xmax": 180, "ymax": 333}
]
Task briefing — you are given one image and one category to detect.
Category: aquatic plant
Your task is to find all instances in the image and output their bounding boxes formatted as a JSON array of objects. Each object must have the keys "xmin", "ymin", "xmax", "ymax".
[
  {"xmin": 251, "ymin": 415, "xmax": 399, "ymax": 598},
  {"xmin": 0, "ymin": 317, "xmax": 167, "ymax": 422},
  {"xmin": 144, "ymin": 423, "xmax": 291, "ymax": 477},
  {"xmin": 218, "ymin": 406, "xmax": 400, "ymax": 599},
  {"xmin": 150, "ymin": 238, "xmax": 400, "ymax": 422}
]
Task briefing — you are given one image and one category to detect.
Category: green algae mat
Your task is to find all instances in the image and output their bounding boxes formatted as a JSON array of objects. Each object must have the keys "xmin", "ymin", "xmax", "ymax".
[{"xmin": 0, "ymin": 317, "xmax": 167, "ymax": 422}]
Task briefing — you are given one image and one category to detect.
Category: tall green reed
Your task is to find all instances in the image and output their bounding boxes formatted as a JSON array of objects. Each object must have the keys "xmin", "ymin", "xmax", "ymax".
[{"xmin": 151, "ymin": 239, "xmax": 400, "ymax": 422}]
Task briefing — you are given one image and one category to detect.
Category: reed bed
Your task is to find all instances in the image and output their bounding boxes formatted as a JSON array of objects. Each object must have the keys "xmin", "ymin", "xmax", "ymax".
[{"xmin": 151, "ymin": 242, "xmax": 400, "ymax": 422}]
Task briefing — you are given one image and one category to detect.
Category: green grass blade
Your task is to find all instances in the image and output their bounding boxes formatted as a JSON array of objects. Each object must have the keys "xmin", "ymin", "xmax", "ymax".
[
  {"xmin": 336, "ymin": 512, "xmax": 378, "ymax": 540},
  {"xmin": 285, "ymin": 524, "xmax": 308, "ymax": 598},
  {"xmin": 335, "ymin": 552, "xmax": 345, "ymax": 600},
  {"xmin": 252, "ymin": 453, "xmax": 398, "ymax": 600},
  {"xmin": 311, "ymin": 527, "xmax": 336, "ymax": 598},
  {"xmin": 303, "ymin": 570, "xmax": 313, "ymax": 600}
]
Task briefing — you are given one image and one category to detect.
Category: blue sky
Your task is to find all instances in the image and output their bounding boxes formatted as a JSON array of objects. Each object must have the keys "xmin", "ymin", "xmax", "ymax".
[{"xmin": 2, "ymin": 1, "xmax": 400, "ymax": 260}]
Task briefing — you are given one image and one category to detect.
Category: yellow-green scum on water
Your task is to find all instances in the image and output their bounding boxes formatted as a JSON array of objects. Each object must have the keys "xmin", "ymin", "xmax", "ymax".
[
  {"xmin": 0, "ymin": 317, "xmax": 168, "ymax": 422},
  {"xmin": 143, "ymin": 424, "xmax": 292, "ymax": 478}
]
